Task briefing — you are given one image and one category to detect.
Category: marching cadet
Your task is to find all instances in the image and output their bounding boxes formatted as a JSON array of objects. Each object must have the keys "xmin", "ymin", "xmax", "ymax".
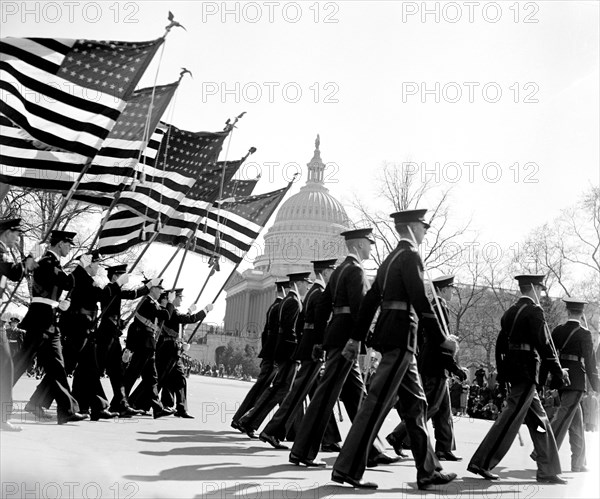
[
  {"xmin": 122, "ymin": 279, "xmax": 175, "ymax": 418},
  {"xmin": 531, "ymin": 298, "xmax": 599, "ymax": 472},
  {"xmin": 331, "ymin": 211, "xmax": 456, "ymax": 490},
  {"xmin": 259, "ymin": 260, "xmax": 342, "ymax": 450},
  {"xmin": 386, "ymin": 275, "xmax": 468, "ymax": 461},
  {"xmin": 231, "ymin": 280, "xmax": 288, "ymax": 432},
  {"xmin": 13, "ymin": 230, "xmax": 88, "ymax": 425},
  {"xmin": 237, "ymin": 272, "xmax": 311, "ymax": 438},
  {"xmin": 155, "ymin": 288, "xmax": 214, "ymax": 418},
  {"xmin": 0, "ymin": 218, "xmax": 35, "ymax": 431},
  {"xmin": 290, "ymin": 229, "xmax": 392, "ymax": 468},
  {"xmin": 97, "ymin": 265, "xmax": 155, "ymax": 417},
  {"xmin": 468, "ymin": 274, "xmax": 569, "ymax": 483}
]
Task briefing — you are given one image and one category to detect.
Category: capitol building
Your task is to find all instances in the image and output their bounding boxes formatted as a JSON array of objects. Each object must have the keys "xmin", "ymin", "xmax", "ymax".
[{"xmin": 188, "ymin": 136, "xmax": 350, "ymax": 364}]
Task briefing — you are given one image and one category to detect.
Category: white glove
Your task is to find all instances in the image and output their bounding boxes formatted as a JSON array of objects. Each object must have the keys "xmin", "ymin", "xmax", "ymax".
[
  {"xmin": 167, "ymin": 291, "xmax": 176, "ymax": 303},
  {"xmin": 188, "ymin": 304, "xmax": 198, "ymax": 314},
  {"xmin": 28, "ymin": 242, "xmax": 46, "ymax": 260},
  {"xmin": 148, "ymin": 277, "xmax": 162, "ymax": 288},
  {"xmin": 183, "ymin": 343, "xmax": 190, "ymax": 352},
  {"xmin": 58, "ymin": 299, "xmax": 71, "ymax": 311},
  {"xmin": 116, "ymin": 273, "xmax": 130, "ymax": 286},
  {"xmin": 122, "ymin": 349, "xmax": 132, "ymax": 363},
  {"xmin": 79, "ymin": 254, "xmax": 92, "ymax": 268},
  {"xmin": 203, "ymin": 303, "xmax": 214, "ymax": 313}
]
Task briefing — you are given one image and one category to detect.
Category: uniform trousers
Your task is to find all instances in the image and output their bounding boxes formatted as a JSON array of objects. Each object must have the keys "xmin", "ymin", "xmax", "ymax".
[
  {"xmin": 469, "ymin": 381, "xmax": 561, "ymax": 478},
  {"xmin": 263, "ymin": 359, "xmax": 341, "ymax": 444},
  {"xmin": 156, "ymin": 338, "xmax": 187, "ymax": 412},
  {"xmin": 13, "ymin": 328, "xmax": 79, "ymax": 419},
  {"xmin": 124, "ymin": 348, "xmax": 162, "ymax": 412},
  {"xmin": 71, "ymin": 339, "xmax": 109, "ymax": 414},
  {"xmin": 0, "ymin": 329, "xmax": 14, "ymax": 423},
  {"xmin": 291, "ymin": 347, "xmax": 385, "ymax": 462},
  {"xmin": 333, "ymin": 348, "xmax": 439, "ymax": 482},
  {"xmin": 239, "ymin": 359, "xmax": 298, "ymax": 431},
  {"xmin": 232, "ymin": 359, "xmax": 276, "ymax": 424},
  {"xmin": 533, "ymin": 390, "xmax": 586, "ymax": 470},
  {"xmin": 95, "ymin": 330, "xmax": 130, "ymax": 411},
  {"xmin": 389, "ymin": 374, "xmax": 456, "ymax": 452}
]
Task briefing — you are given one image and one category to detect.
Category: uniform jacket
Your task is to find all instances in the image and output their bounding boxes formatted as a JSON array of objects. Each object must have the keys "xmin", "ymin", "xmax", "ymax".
[
  {"xmin": 317, "ymin": 254, "xmax": 369, "ymax": 350},
  {"xmin": 0, "ymin": 241, "xmax": 24, "ymax": 294},
  {"xmin": 551, "ymin": 320, "xmax": 599, "ymax": 392},
  {"xmin": 419, "ymin": 297, "xmax": 461, "ymax": 378},
  {"xmin": 21, "ymin": 250, "xmax": 74, "ymax": 332},
  {"xmin": 99, "ymin": 282, "xmax": 149, "ymax": 335},
  {"xmin": 352, "ymin": 240, "xmax": 445, "ymax": 352},
  {"xmin": 293, "ymin": 279, "xmax": 325, "ymax": 361},
  {"xmin": 59, "ymin": 264, "xmax": 104, "ymax": 335},
  {"xmin": 495, "ymin": 296, "xmax": 563, "ymax": 386},
  {"xmin": 274, "ymin": 290, "xmax": 303, "ymax": 362},
  {"xmin": 126, "ymin": 295, "xmax": 173, "ymax": 351},
  {"xmin": 160, "ymin": 308, "xmax": 207, "ymax": 340},
  {"xmin": 258, "ymin": 297, "xmax": 282, "ymax": 360}
]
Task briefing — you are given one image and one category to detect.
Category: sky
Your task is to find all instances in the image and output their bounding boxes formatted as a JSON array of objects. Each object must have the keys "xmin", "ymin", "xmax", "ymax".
[{"xmin": 2, "ymin": 1, "xmax": 599, "ymax": 323}]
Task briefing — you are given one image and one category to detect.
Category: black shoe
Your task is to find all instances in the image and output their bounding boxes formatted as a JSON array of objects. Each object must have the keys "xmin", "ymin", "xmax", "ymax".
[
  {"xmin": 436, "ymin": 451, "xmax": 463, "ymax": 461},
  {"xmin": 289, "ymin": 453, "xmax": 326, "ymax": 467},
  {"xmin": 57, "ymin": 412, "xmax": 89, "ymax": 425},
  {"xmin": 386, "ymin": 433, "xmax": 409, "ymax": 457},
  {"xmin": 572, "ymin": 466, "xmax": 588, "ymax": 473},
  {"xmin": 24, "ymin": 404, "xmax": 52, "ymax": 421},
  {"xmin": 119, "ymin": 407, "xmax": 142, "ymax": 418},
  {"xmin": 418, "ymin": 471, "xmax": 457, "ymax": 490},
  {"xmin": 174, "ymin": 411, "xmax": 195, "ymax": 419},
  {"xmin": 259, "ymin": 431, "xmax": 289, "ymax": 449},
  {"xmin": 467, "ymin": 464, "xmax": 499, "ymax": 480},
  {"xmin": 90, "ymin": 409, "xmax": 119, "ymax": 421},
  {"xmin": 231, "ymin": 420, "xmax": 243, "ymax": 432},
  {"xmin": 331, "ymin": 469, "xmax": 378, "ymax": 489},
  {"xmin": 153, "ymin": 408, "xmax": 173, "ymax": 419},
  {"xmin": 536, "ymin": 475, "xmax": 567, "ymax": 484},
  {"xmin": 321, "ymin": 442, "xmax": 342, "ymax": 453},
  {"xmin": 237, "ymin": 422, "xmax": 258, "ymax": 439},
  {"xmin": 367, "ymin": 452, "xmax": 402, "ymax": 468}
]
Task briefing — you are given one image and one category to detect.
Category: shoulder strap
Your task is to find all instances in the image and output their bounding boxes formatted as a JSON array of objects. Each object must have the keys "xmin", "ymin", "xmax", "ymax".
[
  {"xmin": 559, "ymin": 325, "xmax": 581, "ymax": 352},
  {"xmin": 381, "ymin": 247, "xmax": 407, "ymax": 293},
  {"xmin": 332, "ymin": 263, "xmax": 351, "ymax": 303},
  {"xmin": 507, "ymin": 303, "xmax": 528, "ymax": 342}
]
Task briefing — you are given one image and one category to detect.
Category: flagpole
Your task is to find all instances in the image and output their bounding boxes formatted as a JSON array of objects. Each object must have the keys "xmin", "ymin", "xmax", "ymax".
[
  {"xmin": 172, "ymin": 238, "xmax": 190, "ymax": 288},
  {"xmin": 158, "ymin": 244, "xmax": 184, "ymax": 278}
]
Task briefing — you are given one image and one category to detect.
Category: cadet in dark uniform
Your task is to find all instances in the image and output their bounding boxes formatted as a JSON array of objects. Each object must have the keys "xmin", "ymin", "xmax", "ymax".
[
  {"xmin": 0, "ymin": 218, "xmax": 35, "ymax": 431},
  {"xmin": 155, "ymin": 288, "xmax": 213, "ymax": 418},
  {"xmin": 387, "ymin": 275, "xmax": 468, "ymax": 461},
  {"xmin": 237, "ymin": 273, "xmax": 310, "ymax": 437},
  {"xmin": 231, "ymin": 280, "xmax": 288, "ymax": 432},
  {"xmin": 259, "ymin": 260, "xmax": 341, "ymax": 450},
  {"xmin": 468, "ymin": 274, "xmax": 569, "ymax": 484},
  {"xmin": 13, "ymin": 230, "xmax": 87, "ymax": 424},
  {"xmin": 531, "ymin": 298, "xmax": 599, "ymax": 472},
  {"xmin": 290, "ymin": 229, "xmax": 391, "ymax": 468},
  {"xmin": 331, "ymin": 211, "xmax": 455, "ymax": 490},
  {"xmin": 97, "ymin": 265, "xmax": 153, "ymax": 416},
  {"xmin": 123, "ymin": 279, "xmax": 174, "ymax": 418}
]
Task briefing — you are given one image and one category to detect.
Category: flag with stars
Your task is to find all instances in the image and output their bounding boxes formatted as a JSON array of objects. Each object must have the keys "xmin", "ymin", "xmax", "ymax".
[
  {"xmin": 113, "ymin": 122, "xmax": 229, "ymax": 220},
  {"xmin": 1, "ymin": 83, "xmax": 178, "ymax": 196},
  {"xmin": 181, "ymin": 184, "xmax": 292, "ymax": 264},
  {"xmin": 0, "ymin": 37, "xmax": 163, "ymax": 157}
]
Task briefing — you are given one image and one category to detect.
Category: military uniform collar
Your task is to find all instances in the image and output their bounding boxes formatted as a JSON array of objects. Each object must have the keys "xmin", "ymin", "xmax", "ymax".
[
  {"xmin": 347, "ymin": 252, "xmax": 362, "ymax": 267},
  {"xmin": 519, "ymin": 295, "xmax": 535, "ymax": 304},
  {"xmin": 0, "ymin": 240, "xmax": 8, "ymax": 252},
  {"xmin": 566, "ymin": 319, "xmax": 581, "ymax": 324},
  {"xmin": 398, "ymin": 238, "xmax": 416, "ymax": 248},
  {"xmin": 46, "ymin": 249, "xmax": 60, "ymax": 261},
  {"xmin": 313, "ymin": 277, "xmax": 325, "ymax": 289}
]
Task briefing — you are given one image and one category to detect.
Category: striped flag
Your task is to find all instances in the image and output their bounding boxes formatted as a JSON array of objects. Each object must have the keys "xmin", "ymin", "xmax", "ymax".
[
  {"xmin": 0, "ymin": 37, "xmax": 163, "ymax": 157},
  {"xmin": 113, "ymin": 124, "xmax": 228, "ymax": 220},
  {"xmin": 0, "ymin": 83, "xmax": 178, "ymax": 196}
]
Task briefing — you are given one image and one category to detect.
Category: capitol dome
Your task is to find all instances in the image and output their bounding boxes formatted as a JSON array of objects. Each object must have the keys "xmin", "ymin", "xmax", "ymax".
[{"xmin": 253, "ymin": 135, "xmax": 350, "ymax": 275}]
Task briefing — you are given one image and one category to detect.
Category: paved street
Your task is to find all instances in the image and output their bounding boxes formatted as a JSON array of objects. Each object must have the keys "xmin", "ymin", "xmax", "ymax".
[{"xmin": 1, "ymin": 375, "xmax": 598, "ymax": 499}]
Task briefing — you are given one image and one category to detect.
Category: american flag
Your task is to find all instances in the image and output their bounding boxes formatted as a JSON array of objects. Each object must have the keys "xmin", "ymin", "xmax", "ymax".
[
  {"xmin": 95, "ymin": 156, "xmax": 244, "ymax": 253},
  {"xmin": 0, "ymin": 37, "xmax": 163, "ymax": 157},
  {"xmin": 0, "ymin": 83, "xmax": 178, "ymax": 197},
  {"xmin": 173, "ymin": 184, "xmax": 292, "ymax": 264},
  {"xmin": 113, "ymin": 123, "xmax": 228, "ymax": 220}
]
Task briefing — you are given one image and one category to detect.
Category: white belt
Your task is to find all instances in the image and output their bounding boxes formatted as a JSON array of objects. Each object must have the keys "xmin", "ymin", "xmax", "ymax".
[{"xmin": 31, "ymin": 297, "xmax": 59, "ymax": 307}]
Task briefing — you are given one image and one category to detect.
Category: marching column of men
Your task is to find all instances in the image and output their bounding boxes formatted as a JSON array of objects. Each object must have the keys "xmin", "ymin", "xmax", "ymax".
[{"xmin": 1, "ymin": 219, "xmax": 214, "ymax": 428}]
